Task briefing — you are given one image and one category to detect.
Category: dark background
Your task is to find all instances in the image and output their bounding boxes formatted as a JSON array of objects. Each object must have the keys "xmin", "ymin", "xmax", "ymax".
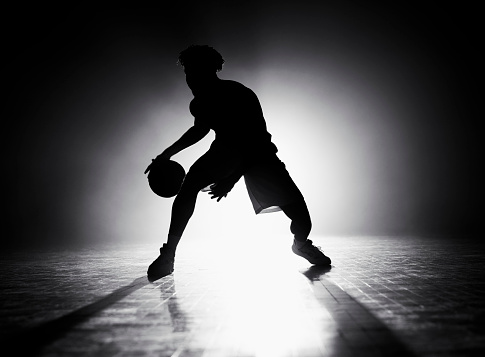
[{"xmin": 4, "ymin": 2, "xmax": 481, "ymax": 248}]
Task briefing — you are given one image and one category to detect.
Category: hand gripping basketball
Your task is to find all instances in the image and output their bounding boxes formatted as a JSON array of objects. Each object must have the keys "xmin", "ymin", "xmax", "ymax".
[{"xmin": 145, "ymin": 158, "xmax": 186, "ymax": 198}]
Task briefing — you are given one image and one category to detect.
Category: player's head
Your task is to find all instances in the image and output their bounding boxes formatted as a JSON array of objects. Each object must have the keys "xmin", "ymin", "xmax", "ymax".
[
  {"xmin": 178, "ymin": 45, "xmax": 224, "ymax": 94},
  {"xmin": 177, "ymin": 45, "xmax": 225, "ymax": 74}
]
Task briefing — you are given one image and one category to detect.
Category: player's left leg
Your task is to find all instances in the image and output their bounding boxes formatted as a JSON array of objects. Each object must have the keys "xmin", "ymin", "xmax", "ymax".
[
  {"xmin": 280, "ymin": 200, "xmax": 312, "ymax": 242},
  {"xmin": 281, "ymin": 200, "xmax": 331, "ymax": 265}
]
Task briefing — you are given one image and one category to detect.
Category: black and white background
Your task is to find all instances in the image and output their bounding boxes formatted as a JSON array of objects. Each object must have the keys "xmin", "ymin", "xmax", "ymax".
[{"xmin": 4, "ymin": 2, "xmax": 481, "ymax": 248}]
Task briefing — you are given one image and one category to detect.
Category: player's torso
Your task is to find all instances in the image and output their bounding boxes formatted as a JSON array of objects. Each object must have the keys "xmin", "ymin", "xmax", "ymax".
[
  {"xmin": 190, "ymin": 80, "xmax": 262, "ymax": 133},
  {"xmin": 190, "ymin": 80, "xmax": 277, "ymax": 155}
]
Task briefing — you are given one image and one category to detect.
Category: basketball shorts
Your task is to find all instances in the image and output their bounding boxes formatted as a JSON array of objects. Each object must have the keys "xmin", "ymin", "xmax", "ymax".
[
  {"xmin": 244, "ymin": 155, "xmax": 304, "ymax": 214},
  {"xmin": 189, "ymin": 147, "xmax": 304, "ymax": 214}
]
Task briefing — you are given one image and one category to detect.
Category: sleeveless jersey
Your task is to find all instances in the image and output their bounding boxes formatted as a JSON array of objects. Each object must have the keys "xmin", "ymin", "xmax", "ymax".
[{"xmin": 189, "ymin": 80, "xmax": 277, "ymax": 158}]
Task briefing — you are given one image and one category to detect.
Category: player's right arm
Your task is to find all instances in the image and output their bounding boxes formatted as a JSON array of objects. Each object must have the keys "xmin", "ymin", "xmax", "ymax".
[
  {"xmin": 160, "ymin": 125, "xmax": 209, "ymax": 159},
  {"xmin": 144, "ymin": 125, "xmax": 209, "ymax": 174}
]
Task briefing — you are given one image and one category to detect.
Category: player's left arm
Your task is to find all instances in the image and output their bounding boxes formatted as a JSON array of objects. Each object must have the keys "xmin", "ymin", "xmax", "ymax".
[{"xmin": 208, "ymin": 159, "xmax": 250, "ymax": 202}]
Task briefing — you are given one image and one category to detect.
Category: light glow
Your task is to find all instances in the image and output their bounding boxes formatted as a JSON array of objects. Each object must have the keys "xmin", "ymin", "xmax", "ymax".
[{"xmin": 173, "ymin": 236, "xmax": 336, "ymax": 355}]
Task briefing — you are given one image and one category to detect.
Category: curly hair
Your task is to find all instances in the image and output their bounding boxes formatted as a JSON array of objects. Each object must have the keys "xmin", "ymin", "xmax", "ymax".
[{"xmin": 177, "ymin": 45, "xmax": 225, "ymax": 72}]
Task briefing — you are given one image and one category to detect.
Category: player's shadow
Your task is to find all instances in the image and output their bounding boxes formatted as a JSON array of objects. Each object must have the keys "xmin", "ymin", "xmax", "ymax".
[
  {"xmin": 2, "ymin": 276, "xmax": 150, "ymax": 356},
  {"xmin": 300, "ymin": 265, "xmax": 332, "ymax": 282}
]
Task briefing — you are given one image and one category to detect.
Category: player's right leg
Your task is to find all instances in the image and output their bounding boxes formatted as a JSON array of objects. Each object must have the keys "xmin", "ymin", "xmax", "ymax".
[
  {"xmin": 147, "ymin": 178, "xmax": 204, "ymax": 282},
  {"xmin": 147, "ymin": 168, "xmax": 211, "ymax": 282},
  {"xmin": 147, "ymin": 150, "xmax": 238, "ymax": 282}
]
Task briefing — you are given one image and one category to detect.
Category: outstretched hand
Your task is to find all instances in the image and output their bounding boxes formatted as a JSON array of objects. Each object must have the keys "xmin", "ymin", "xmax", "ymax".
[{"xmin": 208, "ymin": 178, "xmax": 236, "ymax": 202}]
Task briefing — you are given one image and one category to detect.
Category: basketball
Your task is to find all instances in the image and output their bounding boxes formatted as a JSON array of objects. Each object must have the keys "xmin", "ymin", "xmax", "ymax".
[{"xmin": 147, "ymin": 159, "xmax": 186, "ymax": 198}]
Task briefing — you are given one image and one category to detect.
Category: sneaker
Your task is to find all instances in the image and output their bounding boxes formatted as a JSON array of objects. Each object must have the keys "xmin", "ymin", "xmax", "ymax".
[
  {"xmin": 292, "ymin": 240, "xmax": 331, "ymax": 266},
  {"xmin": 147, "ymin": 244, "xmax": 175, "ymax": 282}
]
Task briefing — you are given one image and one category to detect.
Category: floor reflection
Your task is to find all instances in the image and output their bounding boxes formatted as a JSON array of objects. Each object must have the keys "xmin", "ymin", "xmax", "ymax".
[
  {"xmin": 145, "ymin": 237, "xmax": 418, "ymax": 357},
  {"xmin": 158, "ymin": 278, "xmax": 189, "ymax": 334},
  {"xmin": 151, "ymin": 248, "xmax": 337, "ymax": 356},
  {"xmin": 300, "ymin": 265, "xmax": 332, "ymax": 282},
  {"xmin": 3, "ymin": 237, "xmax": 477, "ymax": 356}
]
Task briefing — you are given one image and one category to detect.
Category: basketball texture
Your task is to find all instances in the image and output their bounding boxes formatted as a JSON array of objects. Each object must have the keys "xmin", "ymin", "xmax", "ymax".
[{"xmin": 147, "ymin": 159, "xmax": 186, "ymax": 198}]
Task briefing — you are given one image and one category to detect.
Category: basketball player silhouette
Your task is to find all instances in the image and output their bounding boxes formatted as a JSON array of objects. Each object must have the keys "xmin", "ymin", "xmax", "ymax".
[{"xmin": 144, "ymin": 45, "xmax": 330, "ymax": 282}]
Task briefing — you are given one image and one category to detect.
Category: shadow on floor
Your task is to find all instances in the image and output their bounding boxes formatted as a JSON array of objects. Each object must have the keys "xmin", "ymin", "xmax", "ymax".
[{"xmin": 1, "ymin": 276, "xmax": 149, "ymax": 356}]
